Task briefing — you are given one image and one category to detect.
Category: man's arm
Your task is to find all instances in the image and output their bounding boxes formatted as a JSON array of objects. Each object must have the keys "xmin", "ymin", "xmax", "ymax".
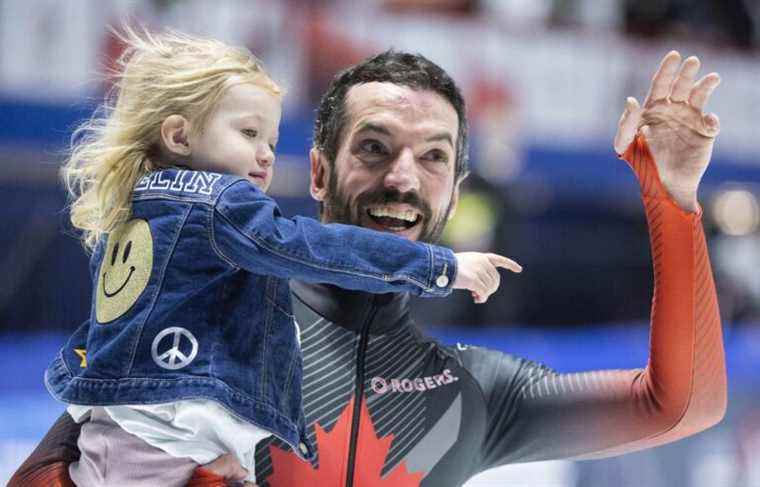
[
  {"xmin": 8, "ymin": 413, "xmax": 81, "ymax": 487},
  {"xmin": 467, "ymin": 51, "xmax": 726, "ymax": 470}
]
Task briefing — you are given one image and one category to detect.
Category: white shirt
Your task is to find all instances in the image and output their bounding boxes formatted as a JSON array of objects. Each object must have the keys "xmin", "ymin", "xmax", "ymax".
[{"xmin": 68, "ymin": 399, "xmax": 272, "ymax": 482}]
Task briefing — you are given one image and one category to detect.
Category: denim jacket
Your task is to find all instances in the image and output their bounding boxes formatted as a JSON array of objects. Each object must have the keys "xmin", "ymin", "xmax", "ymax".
[{"xmin": 45, "ymin": 168, "xmax": 456, "ymax": 460}]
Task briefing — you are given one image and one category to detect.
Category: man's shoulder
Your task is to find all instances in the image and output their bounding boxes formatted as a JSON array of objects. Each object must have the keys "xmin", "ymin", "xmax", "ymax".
[
  {"xmin": 440, "ymin": 341, "xmax": 519, "ymax": 366},
  {"xmin": 443, "ymin": 341, "xmax": 554, "ymax": 393},
  {"xmin": 132, "ymin": 168, "xmax": 244, "ymax": 204}
]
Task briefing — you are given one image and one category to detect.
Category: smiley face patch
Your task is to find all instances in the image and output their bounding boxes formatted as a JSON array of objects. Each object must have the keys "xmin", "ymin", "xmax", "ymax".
[{"xmin": 95, "ymin": 219, "xmax": 153, "ymax": 323}]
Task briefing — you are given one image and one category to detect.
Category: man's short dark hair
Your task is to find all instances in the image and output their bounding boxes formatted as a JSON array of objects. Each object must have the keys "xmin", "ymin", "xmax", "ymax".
[{"xmin": 313, "ymin": 50, "xmax": 470, "ymax": 183}]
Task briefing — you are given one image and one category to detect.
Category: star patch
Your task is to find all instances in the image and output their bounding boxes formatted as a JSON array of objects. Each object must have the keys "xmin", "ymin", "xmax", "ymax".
[{"xmin": 74, "ymin": 348, "xmax": 87, "ymax": 368}]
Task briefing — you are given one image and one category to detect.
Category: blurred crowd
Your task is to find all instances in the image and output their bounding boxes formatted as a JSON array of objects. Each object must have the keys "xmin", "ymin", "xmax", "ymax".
[
  {"xmin": 1, "ymin": 0, "xmax": 758, "ymax": 331},
  {"xmin": 1, "ymin": 2, "xmax": 759, "ymax": 486}
]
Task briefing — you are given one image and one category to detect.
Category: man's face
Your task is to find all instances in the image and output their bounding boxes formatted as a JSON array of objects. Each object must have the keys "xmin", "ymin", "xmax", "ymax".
[{"xmin": 312, "ymin": 82, "xmax": 459, "ymax": 243}]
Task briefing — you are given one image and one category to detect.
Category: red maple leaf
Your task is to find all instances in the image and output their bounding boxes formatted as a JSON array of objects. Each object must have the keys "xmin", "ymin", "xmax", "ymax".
[{"xmin": 268, "ymin": 397, "xmax": 424, "ymax": 486}]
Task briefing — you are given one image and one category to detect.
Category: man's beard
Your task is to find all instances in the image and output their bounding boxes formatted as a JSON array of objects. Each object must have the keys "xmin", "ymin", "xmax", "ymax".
[{"xmin": 321, "ymin": 169, "xmax": 454, "ymax": 244}]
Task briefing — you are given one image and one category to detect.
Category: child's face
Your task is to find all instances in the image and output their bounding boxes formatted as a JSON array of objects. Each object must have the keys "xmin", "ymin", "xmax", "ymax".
[{"xmin": 188, "ymin": 83, "xmax": 281, "ymax": 191}]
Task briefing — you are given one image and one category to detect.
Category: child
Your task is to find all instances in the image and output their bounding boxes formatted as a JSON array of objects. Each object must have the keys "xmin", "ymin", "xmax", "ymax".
[{"xmin": 45, "ymin": 27, "xmax": 521, "ymax": 486}]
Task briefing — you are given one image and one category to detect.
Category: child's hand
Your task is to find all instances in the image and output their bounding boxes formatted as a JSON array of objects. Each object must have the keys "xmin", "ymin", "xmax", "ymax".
[{"xmin": 453, "ymin": 252, "xmax": 522, "ymax": 304}]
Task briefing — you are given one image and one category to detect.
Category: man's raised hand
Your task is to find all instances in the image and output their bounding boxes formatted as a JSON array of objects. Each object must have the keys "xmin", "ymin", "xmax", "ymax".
[
  {"xmin": 614, "ymin": 51, "xmax": 721, "ymax": 212},
  {"xmin": 453, "ymin": 252, "xmax": 522, "ymax": 304}
]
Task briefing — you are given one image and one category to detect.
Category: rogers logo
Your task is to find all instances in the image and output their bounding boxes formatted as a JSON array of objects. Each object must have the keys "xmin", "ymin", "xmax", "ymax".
[{"xmin": 370, "ymin": 369, "xmax": 459, "ymax": 395}]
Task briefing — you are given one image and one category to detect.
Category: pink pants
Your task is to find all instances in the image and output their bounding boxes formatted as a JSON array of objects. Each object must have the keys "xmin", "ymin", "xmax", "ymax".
[{"xmin": 69, "ymin": 407, "xmax": 198, "ymax": 487}]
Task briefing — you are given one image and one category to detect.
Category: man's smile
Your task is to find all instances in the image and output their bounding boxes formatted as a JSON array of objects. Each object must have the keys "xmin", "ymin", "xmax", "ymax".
[{"xmin": 366, "ymin": 204, "xmax": 422, "ymax": 231}]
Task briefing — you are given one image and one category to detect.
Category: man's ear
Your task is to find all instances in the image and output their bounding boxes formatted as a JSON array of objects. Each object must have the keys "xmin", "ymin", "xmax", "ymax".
[
  {"xmin": 161, "ymin": 115, "xmax": 192, "ymax": 157},
  {"xmin": 447, "ymin": 180, "xmax": 462, "ymax": 221},
  {"xmin": 309, "ymin": 147, "xmax": 330, "ymax": 202}
]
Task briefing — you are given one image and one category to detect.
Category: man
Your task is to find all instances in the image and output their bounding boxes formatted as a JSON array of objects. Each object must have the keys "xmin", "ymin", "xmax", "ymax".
[{"xmin": 11, "ymin": 50, "xmax": 725, "ymax": 487}]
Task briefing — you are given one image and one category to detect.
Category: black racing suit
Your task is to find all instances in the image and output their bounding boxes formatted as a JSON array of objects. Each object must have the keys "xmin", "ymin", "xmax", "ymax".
[
  {"xmin": 253, "ymin": 137, "xmax": 727, "ymax": 486},
  {"xmin": 256, "ymin": 281, "xmax": 564, "ymax": 486}
]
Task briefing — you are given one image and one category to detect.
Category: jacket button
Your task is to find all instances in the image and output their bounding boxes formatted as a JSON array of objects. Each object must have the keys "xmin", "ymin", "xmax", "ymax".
[
  {"xmin": 299, "ymin": 442, "xmax": 308, "ymax": 455},
  {"xmin": 436, "ymin": 274, "xmax": 449, "ymax": 288}
]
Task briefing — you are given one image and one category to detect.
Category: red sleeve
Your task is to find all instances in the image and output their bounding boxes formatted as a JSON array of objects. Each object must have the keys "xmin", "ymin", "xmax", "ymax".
[
  {"xmin": 475, "ymin": 135, "xmax": 727, "ymax": 467},
  {"xmin": 570, "ymin": 134, "xmax": 727, "ymax": 458},
  {"xmin": 8, "ymin": 414, "xmax": 80, "ymax": 487},
  {"xmin": 186, "ymin": 467, "xmax": 227, "ymax": 487}
]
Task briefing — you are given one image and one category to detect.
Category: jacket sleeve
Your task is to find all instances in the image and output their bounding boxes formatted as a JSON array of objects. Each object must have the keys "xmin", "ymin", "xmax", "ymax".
[
  {"xmin": 7, "ymin": 413, "xmax": 81, "ymax": 487},
  {"xmin": 211, "ymin": 180, "xmax": 456, "ymax": 298},
  {"xmin": 464, "ymin": 135, "xmax": 726, "ymax": 470}
]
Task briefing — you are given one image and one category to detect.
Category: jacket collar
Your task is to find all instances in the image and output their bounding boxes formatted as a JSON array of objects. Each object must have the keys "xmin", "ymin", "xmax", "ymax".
[{"xmin": 290, "ymin": 280, "xmax": 412, "ymax": 335}]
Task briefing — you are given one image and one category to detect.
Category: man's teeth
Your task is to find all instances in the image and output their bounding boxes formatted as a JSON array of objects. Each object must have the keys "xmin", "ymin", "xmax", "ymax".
[{"xmin": 368, "ymin": 207, "xmax": 419, "ymax": 222}]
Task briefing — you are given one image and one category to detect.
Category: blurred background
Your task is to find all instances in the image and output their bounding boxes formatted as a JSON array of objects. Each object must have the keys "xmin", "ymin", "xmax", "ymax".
[{"xmin": 1, "ymin": 0, "xmax": 759, "ymax": 485}]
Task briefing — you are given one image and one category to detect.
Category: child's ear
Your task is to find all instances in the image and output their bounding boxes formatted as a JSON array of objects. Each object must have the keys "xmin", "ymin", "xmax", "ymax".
[
  {"xmin": 309, "ymin": 148, "xmax": 329, "ymax": 202},
  {"xmin": 161, "ymin": 115, "xmax": 192, "ymax": 156}
]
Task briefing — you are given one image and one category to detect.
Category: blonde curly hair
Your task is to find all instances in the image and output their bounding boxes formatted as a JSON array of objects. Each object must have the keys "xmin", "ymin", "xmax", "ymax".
[{"xmin": 62, "ymin": 25, "xmax": 282, "ymax": 250}]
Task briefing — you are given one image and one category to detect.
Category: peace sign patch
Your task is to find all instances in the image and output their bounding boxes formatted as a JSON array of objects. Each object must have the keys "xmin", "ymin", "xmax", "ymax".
[{"xmin": 151, "ymin": 327, "xmax": 199, "ymax": 370}]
